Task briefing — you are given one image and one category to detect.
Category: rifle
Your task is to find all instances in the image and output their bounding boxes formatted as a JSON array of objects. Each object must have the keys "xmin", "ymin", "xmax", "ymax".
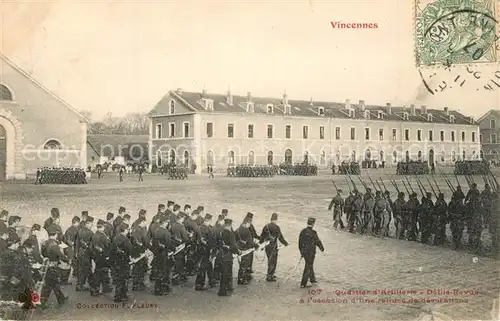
[
  {"xmin": 380, "ymin": 178, "xmax": 389, "ymax": 192},
  {"xmin": 357, "ymin": 175, "xmax": 368, "ymax": 192},
  {"xmin": 487, "ymin": 167, "xmax": 499, "ymax": 191},
  {"xmin": 414, "ymin": 176, "xmax": 425, "ymax": 198},
  {"xmin": 431, "ymin": 175, "xmax": 441, "ymax": 194},
  {"xmin": 376, "ymin": 179, "xmax": 384, "ymax": 193},
  {"xmin": 401, "ymin": 179, "xmax": 411, "ymax": 195},
  {"xmin": 405, "ymin": 176, "xmax": 415, "ymax": 194},
  {"xmin": 331, "ymin": 179, "xmax": 339, "ymax": 193},
  {"xmin": 368, "ymin": 174, "xmax": 378, "ymax": 192},
  {"xmin": 426, "ymin": 176, "xmax": 438, "ymax": 198},
  {"xmin": 390, "ymin": 179, "xmax": 400, "ymax": 194},
  {"xmin": 440, "ymin": 169, "xmax": 455, "ymax": 193},
  {"xmin": 454, "ymin": 173, "xmax": 462, "ymax": 191},
  {"xmin": 344, "ymin": 176, "xmax": 352, "ymax": 193}
]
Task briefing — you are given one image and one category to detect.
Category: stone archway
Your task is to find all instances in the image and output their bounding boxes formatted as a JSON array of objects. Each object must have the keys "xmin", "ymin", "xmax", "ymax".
[
  {"xmin": 0, "ymin": 110, "xmax": 23, "ymax": 180},
  {"xmin": 284, "ymin": 149, "xmax": 292, "ymax": 165}
]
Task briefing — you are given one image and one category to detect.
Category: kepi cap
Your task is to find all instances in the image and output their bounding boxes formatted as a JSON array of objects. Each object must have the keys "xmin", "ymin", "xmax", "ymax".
[
  {"xmin": 307, "ymin": 217, "xmax": 316, "ymax": 226},
  {"xmin": 271, "ymin": 213, "xmax": 278, "ymax": 221}
]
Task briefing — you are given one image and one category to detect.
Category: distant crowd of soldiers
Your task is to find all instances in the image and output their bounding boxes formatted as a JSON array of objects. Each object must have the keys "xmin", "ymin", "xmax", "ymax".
[
  {"xmin": 0, "ymin": 202, "xmax": 301, "ymax": 310},
  {"xmin": 35, "ymin": 168, "xmax": 87, "ymax": 185},
  {"xmin": 278, "ymin": 163, "xmax": 318, "ymax": 176},
  {"xmin": 328, "ymin": 172, "xmax": 500, "ymax": 256},
  {"xmin": 227, "ymin": 165, "xmax": 278, "ymax": 177}
]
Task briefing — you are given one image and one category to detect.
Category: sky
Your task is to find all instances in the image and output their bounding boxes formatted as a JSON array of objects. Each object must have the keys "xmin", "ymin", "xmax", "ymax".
[{"xmin": 1, "ymin": 0, "xmax": 499, "ymax": 120}]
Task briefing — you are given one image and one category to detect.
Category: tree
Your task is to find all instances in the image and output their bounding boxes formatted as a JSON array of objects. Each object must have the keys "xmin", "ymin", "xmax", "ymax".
[{"xmin": 86, "ymin": 112, "xmax": 149, "ymax": 135}]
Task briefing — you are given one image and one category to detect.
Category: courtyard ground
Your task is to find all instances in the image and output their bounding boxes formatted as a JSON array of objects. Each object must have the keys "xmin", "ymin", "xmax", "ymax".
[{"xmin": 0, "ymin": 172, "xmax": 499, "ymax": 321}]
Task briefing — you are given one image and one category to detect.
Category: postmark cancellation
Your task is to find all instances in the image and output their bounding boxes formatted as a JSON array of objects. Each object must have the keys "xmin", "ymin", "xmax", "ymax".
[{"xmin": 415, "ymin": 0, "xmax": 499, "ymax": 67}]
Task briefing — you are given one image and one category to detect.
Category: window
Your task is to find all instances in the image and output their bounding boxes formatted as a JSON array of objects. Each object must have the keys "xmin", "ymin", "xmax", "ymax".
[
  {"xmin": 268, "ymin": 151, "xmax": 273, "ymax": 165},
  {"xmin": 427, "ymin": 114, "xmax": 434, "ymax": 122},
  {"xmin": 379, "ymin": 129, "xmax": 384, "ymax": 140},
  {"xmin": 206, "ymin": 123, "xmax": 213, "ymax": 137},
  {"xmin": 428, "ymin": 130, "xmax": 433, "ymax": 141},
  {"xmin": 285, "ymin": 125, "xmax": 291, "ymax": 139},
  {"xmin": 319, "ymin": 126, "xmax": 325, "ymax": 140},
  {"xmin": 169, "ymin": 100, "xmax": 175, "ymax": 114},
  {"xmin": 417, "ymin": 130, "xmax": 422, "ymax": 141},
  {"xmin": 492, "ymin": 133, "xmax": 497, "ymax": 144},
  {"xmin": 440, "ymin": 130, "xmax": 444, "ymax": 141},
  {"xmin": 267, "ymin": 125, "xmax": 273, "ymax": 139},
  {"xmin": 348, "ymin": 109, "xmax": 354, "ymax": 118},
  {"xmin": 480, "ymin": 134, "xmax": 483, "ymax": 143},
  {"xmin": 335, "ymin": 127, "xmax": 341, "ymax": 140},
  {"xmin": 206, "ymin": 99, "xmax": 214, "ymax": 111},
  {"xmin": 303, "ymin": 126, "xmax": 308, "ymax": 139},
  {"xmin": 43, "ymin": 140, "xmax": 62, "ymax": 150},
  {"xmin": 0, "ymin": 84, "xmax": 13, "ymax": 101},
  {"xmin": 392, "ymin": 129, "xmax": 397, "ymax": 140},
  {"xmin": 228, "ymin": 124, "xmax": 234, "ymax": 138},
  {"xmin": 248, "ymin": 124, "xmax": 254, "ymax": 138},
  {"xmin": 461, "ymin": 131, "xmax": 465, "ymax": 142},
  {"xmin": 451, "ymin": 131, "xmax": 455, "ymax": 142},
  {"xmin": 318, "ymin": 107, "xmax": 325, "ymax": 116},
  {"xmin": 403, "ymin": 112, "xmax": 409, "ymax": 120},
  {"xmin": 364, "ymin": 110, "xmax": 370, "ymax": 119},
  {"xmin": 156, "ymin": 124, "xmax": 162, "ymax": 139},
  {"xmin": 365, "ymin": 128, "xmax": 370, "ymax": 140},
  {"xmin": 169, "ymin": 123, "xmax": 175, "ymax": 138},
  {"xmin": 405, "ymin": 129, "xmax": 409, "ymax": 141},
  {"xmin": 472, "ymin": 132, "xmax": 476, "ymax": 143},
  {"xmin": 284, "ymin": 105, "xmax": 291, "ymax": 115},
  {"xmin": 183, "ymin": 122, "xmax": 189, "ymax": 138},
  {"xmin": 350, "ymin": 127, "xmax": 356, "ymax": 140},
  {"xmin": 267, "ymin": 104, "xmax": 273, "ymax": 114},
  {"xmin": 450, "ymin": 115, "xmax": 456, "ymax": 123},
  {"xmin": 491, "ymin": 119, "xmax": 496, "ymax": 129},
  {"xmin": 377, "ymin": 111, "xmax": 383, "ymax": 119},
  {"xmin": 246, "ymin": 102, "xmax": 254, "ymax": 113}
]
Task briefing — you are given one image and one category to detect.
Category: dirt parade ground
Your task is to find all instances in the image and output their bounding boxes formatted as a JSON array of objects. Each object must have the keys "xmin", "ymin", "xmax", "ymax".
[{"xmin": 1, "ymin": 172, "xmax": 499, "ymax": 321}]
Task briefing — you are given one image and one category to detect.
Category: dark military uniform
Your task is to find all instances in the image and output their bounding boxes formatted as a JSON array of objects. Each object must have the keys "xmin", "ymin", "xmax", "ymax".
[
  {"xmin": 235, "ymin": 220, "xmax": 256, "ymax": 285},
  {"xmin": 184, "ymin": 217, "xmax": 202, "ymax": 276},
  {"xmin": 432, "ymin": 195, "xmax": 448, "ymax": 246},
  {"xmin": 374, "ymin": 194, "xmax": 391, "ymax": 238},
  {"xmin": 148, "ymin": 213, "xmax": 163, "ymax": 282},
  {"xmin": 328, "ymin": 193, "xmax": 345, "ymax": 229},
  {"xmin": 130, "ymin": 223, "xmax": 149, "ymax": 291},
  {"xmin": 393, "ymin": 193, "xmax": 406, "ymax": 239},
  {"xmin": 246, "ymin": 214, "xmax": 260, "ymax": 274},
  {"xmin": 89, "ymin": 227, "xmax": 112, "ymax": 296},
  {"xmin": 110, "ymin": 227, "xmax": 134, "ymax": 302},
  {"xmin": 61, "ymin": 222, "xmax": 79, "ymax": 284},
  {"xmin": 259, "ymin": 214, "xmax": 288, "ymax": 281},
  {"xmin": 298, "ymin": 218, "xmax": 324, "ymax": 287},
  {"xmin": 344, "ymin": 192, "xmax": 355, "ymax": 231},
  {"xmin": 40, "ymin": 237, "xmax": 67, "ymax": 306},
  {"xmin": 406, "ymin": 194, "xmax": 420, "ymax": 241},
  {"xmin": 0, "ymin": 240, "xmax": 33, "ymax": 302},
  {"xmin": 195, "ymin": 217, "xmax": 215, "ymax": 290},
  {"xmin": 465, "ymin": 186, "xmax": 482, "ymax": 248},
  {"xmin": 75, "ymin": 223, "xmax": 93, "ymax": 291},
  {"xmin": 170, "ymin": 219, "xmax": 190, "ymax": 282},
  {"xmin": 448, "ymin": 194, "xmax": 466, "ymax": 250},
  {"xmin": 362, "ymin": 195, "xmax": 375, "ymax": 235},
  {"xmin": 151, "ymin": 223, "xmax": 173, "ymax": 296},
  {"xmin": 419, "ymin": 194, "xmax": 434, "ymax": 244},
  {"xmin": 351, "ymin": 193, "xmax": 363, "ymax": 233},
  {"xmin": 212, "ymin": 218, "xmax": 225, "ymax": 282},
  {"xmin": 218, "ymin": 221, "xmax": 239, "ymax": 296}
]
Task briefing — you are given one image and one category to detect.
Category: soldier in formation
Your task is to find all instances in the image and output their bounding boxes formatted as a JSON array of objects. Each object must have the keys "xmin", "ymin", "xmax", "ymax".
[
  {"xmin": 328, "ymin": 189, "xmax": 344, "ymax": 230},
  {"xmin": 35, "ymin": 167, "xmax": 87, "ymax": 185}
]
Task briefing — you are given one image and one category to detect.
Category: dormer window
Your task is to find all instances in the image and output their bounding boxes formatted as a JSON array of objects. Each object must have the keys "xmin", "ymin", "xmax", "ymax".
[
  {"xmin": 403, "ymin": 112, "xmax": 409, "ymax": 120},
  {"xmin": 318, "ymin": 106, "xmax": 325, "ymax": 116},
  {"xmin": 247, "ymin": 102, "xmax": 255, "ymax": 113},
  {"xmin": 377, "ymin": 111, "xmax": 383, "ymax": 119},
  {"xmin": 364, "ymin": 110, "xmax": 371, "ymax": 119},
  {"xmin": 206, "ymin": 99, "xmax": 214, "ymax": 111},
  {"xmin": 449, "ymin": 115, "xmax": 455, "ymax": 123},
  {"xmin": 267, "ymin": 104, "xmax": 274, "ymax": 114},
  {"xmin": 427, "ymin": 113, "xmax": 434, "ymax": 122},
  {"xmin": 284, "ymin": 104, "xmax": 291, "ymax": 115},
  {"xmin": 348, "ymin": 109, "xmax": 355, "ymax": 118}
]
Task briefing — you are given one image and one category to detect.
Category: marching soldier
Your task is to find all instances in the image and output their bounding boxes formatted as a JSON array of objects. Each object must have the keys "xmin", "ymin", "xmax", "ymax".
[
  {"xmin": 40, "ymin": 225, "xmax": 68, "ymax": 308},
  {"xmin": 43, "ymin": 208, "xmax": 60, "ymax": 231},
  {"xmin": 244, "ymin": 213, "xmax": 260, "ymax": 275},
  {"xmin": 362, "ymin": 191, "xmax": 375, "ymax": 235},
  {"xmin": 148, "ymin": 212, "xmax": 162, "ymax": 283},
  {"xmin": 406, "ymin": 192, "xmax": 420, "ymax": 241},
  {"xmin": 151, "ymin": 216, "xmax": 173, "ymax": 296},
  {"xmin": 212, "ymin": 214, "xmax": 225, "ymax": 283},
  {"xmin": 374, "ymin": 191, "xmax": 391, "ymax": 239},
  {"xmin": 132, "ymin": 209, "xmax": 147, "ymax": 230},
  {"xmin": 432, "ymin": 193, "xmax": 448, "ymax": 246},
  {"xmin": 130, "ymin": 217, "xmax": 149, "ymax": 291},
  {"xmin": 419, "ymin": 192, "xmax": 434, "ymax": 244},
  {"xmin": 119, "ymin": 166, "xmax": 125, "ymax": 182},
  {"xmin": 465, "ymin": 183, "xmax": 481, "ymax": 248},
  {"xmin": 110, "ymin": 223, "xmax": 134, "ymax": 302},
  {"xmin": 75, "ymin": 216, "xmax": 94, "ymax": 291},
  {"xmin": 170, "ymin": 212, "xmax": 190, "ymax": 284},
  {"xmin": 195, "ymin": 214, "xmax": 215, "ymax": 290},
  {"xmin": 138, "ymin": 164, "xmax": 144, "ymax": 182},
  {"xmin": 448, "ymin": 192, "xmax": 466, "ymax": 250},
  {"xmin": 384, "ymin": 191, "xmax": 393, "ymax": 237},
  {"xmin": 60, "ymin": 217, "xmax": 79, "ymax": 285},
  {"xmin": 89, "ymin": 219, "xmax": 112, "ymax": 296},
  {"xmin": 104, "ymin": 213, "xmax": 114, "ymax": 238},
  {"xmin": 352, "ymin": 190, "xmax": 364, "ymax": 234},
  {"xmin": 344, "ymin": 190, "xmax": 355, "ymax": 231},
  {"xmin": 259, "ymin": 213, "xmax": 288, "ymax": 282},
  {"xmin": 328, "ymin": 189, "xmax": 345, "ymax": 230},
  {"xmin": 218, "ymin": 218, "xmax": 240, "ymax": 297},
  {"xmin": 481, "ymin": 184, "xmax": 493, "ymax": 229},
  {"xmin": 235, "ymin": 217, "xmax": 258, "ymax": 285},
  {"xmin": 298, "ymin": 217, "xmax": 324, "ymax": 288},
  {"xmin": 393, "ymin": 192, "xmax": 406, "ymax": 239}
]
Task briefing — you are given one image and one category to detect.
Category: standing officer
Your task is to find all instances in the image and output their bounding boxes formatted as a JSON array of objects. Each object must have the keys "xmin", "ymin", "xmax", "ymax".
[
  {"xmin": 392, "ymin": 192, "xmax": 406, "ymax": 239},
  {"xmin": 40, "ymin": 225, "xmax": 68, "ymax": 308},
  {"xmin": 110, "ymin": 223, "xmax": 134, "ymax": 303},
  {"xmin": 75, "ymin": 216, "xmax": 94, "ymax": 291},
  {"xmin": 374, "ymin": 191, "xmax": 391, "ymax": 238},
  {"xmin": 44, "ymin": 208, "xmax": 60, "ymax": 232},
  {"xmin": 298, "ymin": 217, "xmax": 324, "ymax": 288},
  {"xmin": 184, "ymin": 208, "xmax": 202, "ymax": 276},
  {"xmin": 362, "ymin": 191, "xmax": 375, "ymax": 235},
  {"xmin": 151, "ymin": 216, "xmax": 173, "ymax": 296},
  {"xmin": 244, "ymin": 213, "xmax": 260, "ymax": 275},
  {"xmin": 448, "ymin": 192, "xmax": 466, "ymax": 250},
  {"xmin": 432, "ymin": 193, "xmax": 448, "ymax": 246},
  {"xmin": 259, "ymin": 213, "xmax": 288, "ymax": 282},
  {"xmin": 235, "ymin": 217, "xmax": 257, "ymax": 285},
  {"xmin": 130, "ymin": 217, "xmax": 149, "ymax": 291},
  {"xmin": 170, "ymin": 212, "xmax": 190, "ymax": 284},
  {"xmin": 89, "ymin": 219, "xmax": 112, "ymax": 296},
  {"xmin": 218, "ymin": 218, "xmax": 240, "ymax": 297},
  {"xmin": 344, "ymin": 191, "xmax": 355, "ymax": 232},
  {"xmin": 406, "ymin": 192, "xmax": 420, "ymax": 241},
  {"xmin": 328, "ymin": 189, "xmax": 345, "ymax": 230},
  {"xmin": 419, "ymin": 192, "xmax": 434, "ymax": 244},
  {"xmin": 212, "ymin": 214, "xmax": 225, "ymax": 283},
  {"xmin": 195, "ymin": 214, "xmax": 215, "ymax": 290},
  {"xmin": 61, "ymin": 216, "xmax": 80, "ymax": 285}
]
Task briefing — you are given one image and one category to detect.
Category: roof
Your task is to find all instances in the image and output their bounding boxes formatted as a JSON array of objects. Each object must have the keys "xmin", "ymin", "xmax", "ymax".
[
  {"xmin": 0, "ymin": 52, "xmax": 89, "ymax": 123},
  {"xmin": 477, "ymin": 109, "xmax": 500, "ymax": 123},
  {"xmin": 87, "ymin": 134, "xmax": 148, "ymax": 157},
  {"xmin": 151, "ymin": 90, "xmax": 477, "ymax": 126}
]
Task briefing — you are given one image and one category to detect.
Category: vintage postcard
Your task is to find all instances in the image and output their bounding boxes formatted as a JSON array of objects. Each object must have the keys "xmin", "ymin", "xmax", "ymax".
[{"xmin": 0, "ymin": 1, "xmax": 499, "ymax": 320}]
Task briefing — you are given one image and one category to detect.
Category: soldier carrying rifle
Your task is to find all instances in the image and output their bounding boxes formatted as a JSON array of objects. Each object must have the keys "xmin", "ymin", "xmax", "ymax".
[{"xmin": 328, "ymin": 185, "xmax": 345, "ymax": 230}]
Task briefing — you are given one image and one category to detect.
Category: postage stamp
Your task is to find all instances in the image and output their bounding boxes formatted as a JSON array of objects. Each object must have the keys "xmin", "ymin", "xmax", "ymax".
[{"xmin": 415, "ymin": 0, "xmax": 498, "ymax": 67}]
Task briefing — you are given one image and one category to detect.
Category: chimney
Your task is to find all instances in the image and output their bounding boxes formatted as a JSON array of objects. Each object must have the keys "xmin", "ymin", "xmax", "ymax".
[
  {"xmin": 421, "ymin": 105, "xmax": 427, "ymax": 114},
  {"xmin": 386, "ymin": 103, "xmax": 392, "ymax": 114},
  {"xmin": 226, "ymin": 88, "xmax": 233, "ymax": 106},
  {"xmin": 359, "ymin": 100, "xmax": 365, "ymax": 111},
  {"xmin": 469, "ymin": 116, "xmax": 474, "ymax": 124},
  {"xmin": 309, "ymin": 97, "xmax": 314, "ymax": 106},
  {"xmin": 444, "ymin": 106, "xmax": 449, "ymax": 115},
  {"xmin": 345, "ymin": 99, "xmax": 351, "ymax": 109},
  {"xmin": 247, "ymin": 92, "xmax": 252, "ymax": 102},
  {"xmin": 283, "ymin": 91, "xmax": 288, "ymax": 105},
  {"xmin": 202, "ymin": 88, "xmax": 207, "ymax": 98},
  {"xmin": 410, "ymin": 104, "xmax": 416, "ymax": 116},
  {"xmin": 176, "ymin": 88, "xmax": 183, "ymax": 95}
]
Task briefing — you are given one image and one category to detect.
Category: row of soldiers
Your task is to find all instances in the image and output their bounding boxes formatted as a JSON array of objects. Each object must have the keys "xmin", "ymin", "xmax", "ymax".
[
  {"xmin": 0, "ymin": 202, "xmax": 292, "ymax": 308},
  {"xmin": 328, "ymin": 181, "xmax": 499, "ymax": 255},
  {"xmin": 35, "ymin": 168, "xmax": 87, "ymax": 185},
  {"xmin": 227, "ymin": 165, "xmax": 278, "ymax": 178}
]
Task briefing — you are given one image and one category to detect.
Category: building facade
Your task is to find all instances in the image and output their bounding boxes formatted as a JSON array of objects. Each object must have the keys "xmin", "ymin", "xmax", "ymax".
[
  {"xmin": 0, "ymin": 53, "xmax": 88, "ymax": 180},
  {"xmin": 148, "ymin": 89, "xmax": 480, "ymax": 174},
  {"xmin": 478, "ymin": 109, "xmax": 500, "ymax": 162}
]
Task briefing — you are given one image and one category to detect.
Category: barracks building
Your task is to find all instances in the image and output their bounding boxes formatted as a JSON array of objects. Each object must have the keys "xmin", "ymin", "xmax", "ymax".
[
  {"xmin": 478, "ymin": 109, "xmax": 500, "ymax": 162},
  {"xmin": 148, "ymin": 88, "xmax": 480, "ymax": 174}
]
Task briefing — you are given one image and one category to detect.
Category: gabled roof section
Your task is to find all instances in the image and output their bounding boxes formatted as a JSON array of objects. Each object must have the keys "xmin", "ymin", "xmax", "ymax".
[
  {"xmin": 150, "ymin": 90, "xmax": 477, "ymax": 125},
  {"xmin": 148, "ymin": 90, "xmax": 198, "ymax": 116},
  {"xmin": 477, "ymin": 109, "xmax": 500, "ymax": 123},
  {"xmin": 0, "ymin": 52, "xmax": 89, "ymax": 123}
]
